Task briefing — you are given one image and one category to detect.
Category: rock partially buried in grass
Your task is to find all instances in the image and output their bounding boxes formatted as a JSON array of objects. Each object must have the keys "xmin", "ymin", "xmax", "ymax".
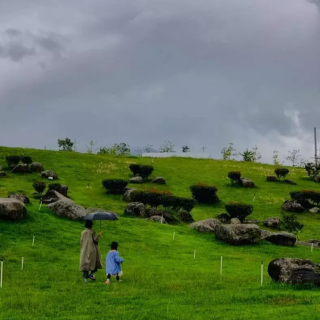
[
  {"xmin": 284, "ymin": 179, "xmax": 297, "ymax": 185},
  {"xmin": 47, "ymin": 199, "xmax": 86, "ymax": 220},
  {"xmin": 264, "ymin": 232, "xmax": 296, "ymax": 246},
  {"xmin": 189, "ymin": 219, "xmax": 221, "ymax": 233},
  {"xmin": 309, "ymin": 207, "xmax": 320, "ymax": 213},
  {"xmin": 215, "ymin": 224, "xmax": 261, "ymax": 245},
  {"xmin": 263, "ymin": 217, "xmax": 281, "ymax": 229},
  {"xmin": 129, "ymin": 176, "xmax": 143, "ymax": 184},
  {"xmin": 268, "ymin": 258, "xmax": 320, "ymax": 286},
  {"xmin": 239, "ymin": 177, "xmax": 255, "ymax": 188},
  {"xmin": 124, "ymin": 202, "xmax": 145, "ymax": 217},
  {"xmin": 30, "ymin": 162, "xmax": 44, "ymax": 173},
  {"xmin": 0, "ymin": 198, "xmax": 27, "ymax": 220},
  {"xmin": 151, "ymin": 177, "xmax": 166, "ymax": 185},
  {"xmin": 178, "ymin": 210, "xmax": 193, "ymax": 222},
  {"xmin": 42, "ymin": 190, "xmax": 66, "ymax": 204},
  {"xmin": 266, "ymin": 176, "xmax": 278, "ymax": 182},
  {"xmin": 146, "ymin": 216, "xmax": 167, "ymax": 224},
  {"xmin": 146, "ymin": 208, "xmax": 177, "ymax": 223},
  {"xmin": 11, "ymin": 164, "xmax": 31, "ymax": 174},
  {"xmin": 281, "ymin": 200, "xmax": 304, "ymax": 213},
  {"xmin": 8, "ymin": 194, "xmax": 30, "ymax": 204},
  {"xmin": 41, "ymin": 170, "xmax": 58, "ymax": 180},
  {"xmin": 0, "ymin": 171, "xmax": 7, "ymax": 177}
]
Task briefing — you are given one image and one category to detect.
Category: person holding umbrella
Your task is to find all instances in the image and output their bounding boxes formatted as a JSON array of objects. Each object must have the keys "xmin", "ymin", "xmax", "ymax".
[{"xmin": 80, "ymin": 220, "xmax": 103, "ymax": 282}]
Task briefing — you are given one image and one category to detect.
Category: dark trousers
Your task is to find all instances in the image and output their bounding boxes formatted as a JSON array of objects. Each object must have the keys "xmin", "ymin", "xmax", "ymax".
[
  {"xmin": 83, "ymin": 269, "xmax": 97, "ymax": 279},
  {"xmin": 107, "ymin": 273, "xmax": 120, "ymax": 281}
]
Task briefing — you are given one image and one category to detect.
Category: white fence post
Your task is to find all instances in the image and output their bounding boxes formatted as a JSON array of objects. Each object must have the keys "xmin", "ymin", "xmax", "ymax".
[
  {"xmin": 220, "ymin": 256, "xmax": 223, "ymax": 275},
  {"xmin": 261, "ymin": 261, "xmax": 264, "ymax": 286}
]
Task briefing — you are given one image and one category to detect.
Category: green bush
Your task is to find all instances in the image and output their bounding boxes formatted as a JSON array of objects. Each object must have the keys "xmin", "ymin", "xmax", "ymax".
[
  {"xmin": 190, "ymin": 184, "xmax": 219, "ymax": 204},
  {"xmin": 5, "ymin": 155, "xmax": 21, "ymax": 168},
  {"xmin": 102, "ymin": 179, "xmax": 128, "ymax": 195},
  {"xmin": 32, "ymin": 181, "xmax": 46, "ymax": 195},
  {"xmin": 290, "ymin": 190, "xmax": 320, "ymax": 205},
  {"xmin": 281, "ymin": 212, "xmax": 304, "ymax": 236},
  {"xmin": 49, "ymin": 183, "xmax": 62, "ymax": 192},
  {"xmin": 228, "ymin": 171, "xmax": 241, "ymax": 183},
  {"xmin": 21, "ymin": 156, "xmax": 33, "ymax": 165},
  {"xmin": 304, "ymin": 162, "xmax": 320, "ymax": 178},
  {"xmin": 225, "ymin": 202, "xmax": 253, "ymax": 221},
  {"xmin": 129, "ymin": 164, "xmax": 154, "ymax": 179},
  {"xmin": 131, "ymin": 189, "xmax": 195, "ymax": 212},
  {"xmin": 275, "ymin": 168, "xmax": 289, "ymax": 180}
]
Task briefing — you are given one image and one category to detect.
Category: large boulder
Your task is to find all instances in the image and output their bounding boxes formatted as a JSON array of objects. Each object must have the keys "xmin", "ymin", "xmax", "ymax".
[
  {"xmin": 47, "ymin": 199, "xmax": 86, "ymax": 220},
  {"xmin": 0, "ymin": 171, "xmax": 7, "ymax": 177},
  {"xmin": 264, "ymin": 232, "xmax": 296, "ymax": 246},
  {"xmin": 146, "ymin": 216, "xmax": 167, "ymax": 224},
  {"xmin": 239, "ymin": 177, "xmax": 255, "ymax": 188},
  {"xmin": 123, "ymin": 188, "xmax": 136, "ymax": 202},
  {"xmin": 281, "ymin": 200, "xmax": 304, "ymax": 213},
  {"xmin": 263, "ymin": 217, "xmax": 281, "ymax": 229},
  {"xmin": 268, "ymin": 258, "xmax": 320, "ymax": 286},
  {"xmin": 178, "ymin": 210, "xmax": 194, "ymax": 222},
  {"xmin": 41, "ymin": 170, "xmax": 58, "ymax": 180},
  {"xmin": 124, "ymin": 202, "xmax": 145, "ymax": 217},
  {"xmin": 190, "ymin": 219, "xmax": 221, "ymax": 233},
  {"xmin": 30, "ymin": 162, "xmax": 44, "ymax": 173},
  {"xmin": 11, "ymin": 164, "xmax": 31, "ymax": 174},
  {"xmin": 146, "ymin": 208, "xmax": 176, "ymax": 223},
  {"xmin": 261, "ymin": 229, "xmax": 272, "ymax": 240},
  {"xmin": 217, "ymin": 213, "xmax": 230, "ymax": 223},
  {"xmin": 8, "ymin": 194, "xmax": 30, "ymax": 204},
  {"xmin": 0, "ymin": 198, "xmax": 27, "ymax": 220},
  {"xmin": 152, "ymin": 177, "xmax": 166, "ymax": 185},
  {"xmin": 42, "ymin": 190, "xmax": 66, "ymax": 204},
  {"xmin": 215, "ymin": 224, "xmax": 261, "ymax": 245},
  {"xmin": 129, "ymin": 176, "xmax": 143, "ymax": 184}
]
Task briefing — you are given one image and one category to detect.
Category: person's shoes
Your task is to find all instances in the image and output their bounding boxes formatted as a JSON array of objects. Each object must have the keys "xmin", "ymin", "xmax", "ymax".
[
  {"xmin": 105, "ymin": 280, "xmax": 110, "ymax": 284},
  {"xmin": 84, "ymin": 279, "xmax": 88, "ymax": 283},
  {"xmin": 89, "ymin": 275, "xmax": 96, "ymax": 281}
]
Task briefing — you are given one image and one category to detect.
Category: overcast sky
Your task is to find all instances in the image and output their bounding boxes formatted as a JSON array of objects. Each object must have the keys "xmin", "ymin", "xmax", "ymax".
[{"xmin": 1, "ymin": 0, "xmax": 320, "ymax": 163}]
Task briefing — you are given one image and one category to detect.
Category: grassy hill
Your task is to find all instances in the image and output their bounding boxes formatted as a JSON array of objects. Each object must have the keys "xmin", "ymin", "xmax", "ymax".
[{"xmin": 1, "ymin": 146, "xmax": 320, "ymax": 320}]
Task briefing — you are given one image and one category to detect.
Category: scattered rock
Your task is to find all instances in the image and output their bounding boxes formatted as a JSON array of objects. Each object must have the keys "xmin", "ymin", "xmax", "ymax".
[
  {"xmin": 305, "ymin": 239, "xmax": 320, "ymax": 247},
  {"xmin": 0, "ymin": 171, "xmax": 7, "ymax": 177},
  {"xmin": 264, "ymin": 232, "xmax": 296, "ymax": 246},
  {"xmin": 11, "ymin": 164, "xmax": 31, "ymax": 174},
  {"xmin": 230, "ymin": 218, "xmax": 241, "ymax": 224},
  {"xmin": 284, "ymin": 179, "xmax": 297, "ymax": 185},
  {"xmin": 243, "ymin": 219, "xmax": 260, "ymax": 225},
  {"xmin": 263, "ymin": 217, "xmax": 281, "ymax": 229},
  {"xmin": 124, "ymin": 202, "xmax": 145, "ymax": 217},
  {"xmin": 267, "ymin": 176, "xmax": 278, "ymax": 182},
  {"xmin": 41, "ymin": 170, "xmax": 58, "ymax": 180},
  {"xmin": 309, "ymin": 207, "xmax": 320, "ymax": 213},
  {"xmin": 146, "ymin": 216, "xmax": 167, "ymax": 224},
  {"xmin": 42, "ymin": 190, "xmax": 66, "ymax": 204},
  {"xmin": 152, "ymin": 177, "xmax": 166, "ymax": 185},
  {"xmin": 217, "ymin": 213, "xmax": 230, "ymax": 223},
  {"xmin": 0, "ymin": 198, "xmax": 27, "ymax": 220},
  {"xmin": 178, "ymin": 210, "xmax": 194, "ymax": 222},
  {"xmin": 129, "ymin": 176, "xmax": 143, "ymax": 184},
  {"xmin": 60, "ymin": 185, "xmax": 68, "ymax": 197},
  {"xmin": 268, "ymin": 258, "xmax": 320, "ymax": 286},
  {"xmin": 281, "ymin": 200, "xmax": 304, "ymax": 213},
  {"xmin": 47, "ymin": 199, "xmax": 86, "ymax": 220},
  {"xmin": 146, "ymin": 208, "xmax": 176, "ymax": 223},
  {"xmin": 8, "ymin": 194, "xmax": 30, "ymax": 204},
  {"xmin": 239, "ymin": 177, "xmax": 255, "ymax": 188},
  {"xmin": 190, "ymin": 219, "xmax": 221, "ymax": 233},
  {"xmin": 215, "ymin": 224, "xmax": 261, "ymax": 245},
  {"xmin": 261, "ymin": 229, "xmax": 272, "ymax": 240},
  {"xmin": 30, "ymin": 162, "xmax": 44, "ymax": 173},
  {"xmin": 123, "ymin": 188, "xmax": 136, "ymax": 202}
]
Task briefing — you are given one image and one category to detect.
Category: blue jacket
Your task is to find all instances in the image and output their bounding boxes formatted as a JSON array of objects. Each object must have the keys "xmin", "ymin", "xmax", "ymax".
[{"xmin": 106, "ymin": 250, "xmax": 124, "ymax": 275}]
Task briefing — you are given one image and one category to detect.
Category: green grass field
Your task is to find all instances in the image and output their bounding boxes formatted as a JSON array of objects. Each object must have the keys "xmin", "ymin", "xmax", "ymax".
[{"xmin": 1, "ymin": 146, "xmax": 320, "ymax": 320}]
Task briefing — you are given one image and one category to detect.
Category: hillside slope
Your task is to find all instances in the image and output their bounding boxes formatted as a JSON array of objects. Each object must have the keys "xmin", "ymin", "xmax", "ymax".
[{"xmin": 1, "ymin": 146, "xmax": 320, "ymax": 320}]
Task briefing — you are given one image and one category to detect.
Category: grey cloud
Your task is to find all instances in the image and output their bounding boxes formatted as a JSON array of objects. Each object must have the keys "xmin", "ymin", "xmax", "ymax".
[
  {"xmin": 34, "ymin": 35, "xmax": 63, "ymax": 53},
  {"xmin": 0, "ymin": 42, "xmax": 35, "ymax": 61},
  {"xmin": 6, "ymin": 28, "xmax": 22, "ymax": 37}
]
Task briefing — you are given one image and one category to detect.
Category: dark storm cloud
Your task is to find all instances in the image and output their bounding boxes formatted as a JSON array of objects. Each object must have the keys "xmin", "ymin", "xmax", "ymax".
[{"xmin": 0, "ymin": 0, "xmax": 320, "ymax": 162}]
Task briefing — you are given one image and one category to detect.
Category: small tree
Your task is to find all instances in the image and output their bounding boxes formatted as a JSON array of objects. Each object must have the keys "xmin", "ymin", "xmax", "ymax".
[
  {"xmin": 115, "ymin": 143, "xmax": 131, "ymax": 156},
  {"xmin": 21, "ymin": 156, "xmax": 32, "ymax": 165},
  {"xmin": 58, "ymin": 138, "xmax": 74, "ymax": 151},
  {"xmin": 221, "ymin": 143, "xmax": 237, "ymax": 160},
  {"xmin": 281, "ymin": 212, "xmax": 304, "ymax": 237},
  {"xmin": 32, "ymin": 181, "xmax": 46, "ymax": 196},
  {"xmin": 225, "ymin": 202, "xmax": 253, "ymax": 222},
  {"xmin": 142, "ymin": 145, "xmax": 158, "ymax": 153},
  {"xmin": 102, "ymin": 179, "xmax": 128, "ymax": 195},
  {"xmin": 86, "ymin": 140, "xmax": 97, "ymax": 154},
  {"xmin": 5, "ymin": 156, "xmax": 21, "ymax": 168},
  {"xmin": 160, "ymin": 141, "xmax": 175, "ymax": 153},
  {"xmin": 274, "ymin": 168, "xmax": 290, "ymax": 180},
  {"xmin": 182, "ymin": 146, "xmax": 190, "ymax": 153},
  {"xmin": 239, "ymin": 145, "xmax": 261, "ymax": 162},
  {"xmin": 98, "ymin": 145, "xmax": 118, "ymax": 155},
  {"xmin": 304, "ymin": 162, "xmax": 320, "ymax": 178},
  {"xmin": 273, "ymin": 150, "xmax": 283, "ymax": 166},
  {"xmin": 285, "ymin": 150, "xmax": 301, "ymax": 167}
]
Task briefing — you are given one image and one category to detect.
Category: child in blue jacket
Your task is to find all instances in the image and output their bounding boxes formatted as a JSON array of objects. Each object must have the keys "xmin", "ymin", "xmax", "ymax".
[{"xmin": 105, "ymin": 241, "xmax": 124, "ymax": 284}]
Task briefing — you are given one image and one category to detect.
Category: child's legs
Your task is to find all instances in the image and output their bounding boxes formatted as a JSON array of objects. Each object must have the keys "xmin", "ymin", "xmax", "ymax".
[
  {"xmin": 115, "ymin": 274, "xmax": 120, "ymax": 281},
  {"xmin": 106, "ymin": 274, "xmax": 119, "ymax": 281}
]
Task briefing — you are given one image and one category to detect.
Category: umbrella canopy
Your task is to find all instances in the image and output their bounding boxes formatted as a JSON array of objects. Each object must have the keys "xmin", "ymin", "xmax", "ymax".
[{"xmin": 84, "ymin": 212, "xmax": 118, "ymax": 221}]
